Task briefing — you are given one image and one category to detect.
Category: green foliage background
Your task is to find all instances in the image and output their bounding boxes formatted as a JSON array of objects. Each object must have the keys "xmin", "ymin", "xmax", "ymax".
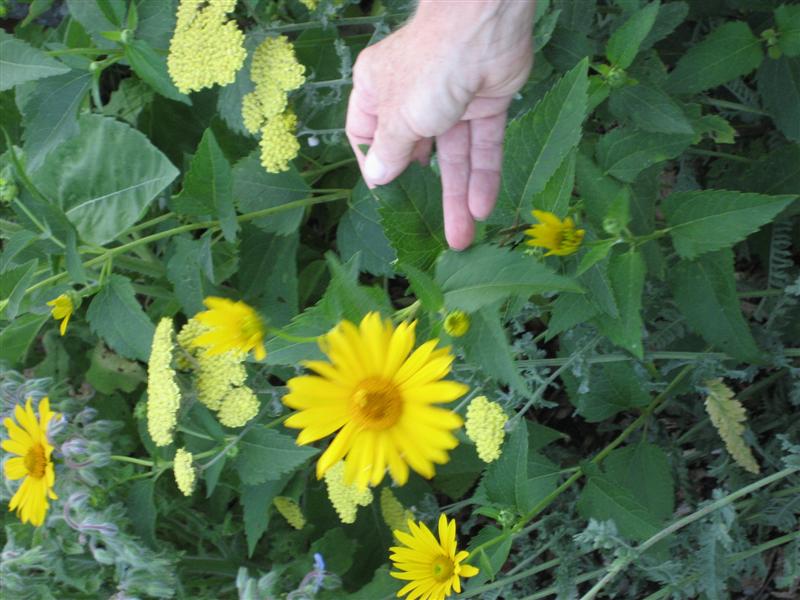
[{"xmin": 1, "ymin": 0, "xmax": 799, "ymax": 598}]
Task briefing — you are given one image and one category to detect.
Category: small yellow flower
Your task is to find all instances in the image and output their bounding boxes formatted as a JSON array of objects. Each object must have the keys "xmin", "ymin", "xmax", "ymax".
[
  {"xmin": 380, "ymin": 487, "xmax": 414, "ymax": 535},
  {"xmin": 167, "ymin": 0, "xmax": 246, "ymax": 94},
  {"xmin": 465, "ymin": 396, "xmax": 507, "ymax": 463},
  {"xmin": 442, "ymin": 310, "xmax": 470, "ymax": 338},
  {"xmin": 173, "ymin": 447, "xmax": 196, "ymax": 496},
  {"xmin": 46, "ymin": 294, "xmax": 73, "ymax": 336},
  {"xmin": 390, "ymin": 514, "xmax": 479, "ymax": 600},
  {"xmin": 259, "ymin": 110, "xmax": 301, "ymax": 173},
  {"xmin": 217, "ymin": 387, "xmax": 259, "ymax": 428},
  {"xmin": 2, "ymin": 397, "xmax": 59, "ymax": 527},
  {"xmin": 192, "ymin": 297, "xmax": 267, "ymax": 361},
  {"xmin": 324, "ymin": 461, "xmax": 373, "ymax": 524},
  {"xmin": 524, "ymin": 210, "xmax": 585, "ymax": 256},
  {"xmin": 273, "ymin": 496, "xmax": 306, "ymax": 529},
  {"xmin": 147, "ymin": 318, "xmax": 181, "ymax": 447},
  {"xmin": 299, "ymin": 0, "xmax": 318, "ymax": 10},
  {"xmin": 284, "ymin": 312, "xmax": 467, "ymax": 489}
]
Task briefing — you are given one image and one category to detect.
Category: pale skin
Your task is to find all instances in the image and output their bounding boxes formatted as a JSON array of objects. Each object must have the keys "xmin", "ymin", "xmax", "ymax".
[{"xmin": 346, "ymin": 0, "xmax": 537, "ymax": 250}]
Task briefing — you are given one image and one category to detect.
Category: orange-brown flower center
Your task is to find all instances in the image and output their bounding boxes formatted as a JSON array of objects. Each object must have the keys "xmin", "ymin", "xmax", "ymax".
[
  {"xmin": 431, "ymin": 555, "xmax": 454, "ymax": 582},
  {"xmin": 24, "ymin": 443, "xmax": 47, "ymax": 479},
  {"xmin": 351, "ymin": 377, "xmax": 402, "ymax": 430}
]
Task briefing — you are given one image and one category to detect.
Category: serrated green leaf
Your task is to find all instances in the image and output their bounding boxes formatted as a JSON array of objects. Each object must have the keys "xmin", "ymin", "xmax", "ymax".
[
  {"xmin": 235, "ymin": 428, "xmax": 319, "ymax": 485},
  {"xmin": 666, "ymin": 21, "xmax": 764, "ymax": 95},
  {"xmin": 233, "ymin": 152, "xmax": 308, "ymax": 235},
  {"xmin": 0, "ymin": 30, "xmax": 69, "ymax": 91},
  {"xmin": 609, "ymin": 82, "xmax": 694, "ymax": 134},
  {"xmin": 575, "ymin": 150, "xmax": 625, "ymax": 225},
  {"xmin": 605, "ymin": 442, "xmax": 674, "ymax": 522},
  {"xmin": 127, "ymin": 478, "xmax": 156, "ymax": 547},
  {"xmin": 432, "ymin": 444, "xmax": 484, "ymax": 500},
  {"xmin": 86, "ymin": 274, "xmax": 155, "ymax": 362},
  {"xmin": 135, "ymin": 0, "xmax": 178, "ymax": 50},
  {"xmin": 606, "ymin": 1, "xmax": 660, "ymax": 69},
  {"xmin": 576, "ymin": 238, "xmax": 620, "ymax": 276},
  {"xmin": 0, "ymin": 259, "xmax": 36, "ymax": 320},
  {"xmin": 465, "ymin": 525, "xmax": 512, "ymax": 587},
  {"xmin": 597, "ymin": 127, "xmax": 693, "ymax": 182},
  {"xmin": 554, "ymin": 0, "xmax": 596, "ymax": 34},
  {"xmin": 663, "ymin": 189, "xmax": 797, "ymax": 259},
  {"xmin": 775, "ymin": 3, "xmax": 800, "ymax": 57},
  {"xmin": 546, "ymin": 293, "xmax": 601, "ymax": 340},
  {"xmin": 734, "ymin": 143, "xmax": 800, "ymax": 196},
  {"xmin": 124, "ymin": 39, "xmax": 190, "ymax": 105},
  {"xmin": 242, "ymin": 475, "xmax": 290, "ymax": 557},
  {"xmin": 532, "ymin": 149, "xmax": 576, "ymax": 217},
  {"xmin": 0, "ymin": 313, "xmax": 48, "ymax": 366},
  {"xmin": 436, "ymin": 245, "xmax": 583, "ymax": 312},
  {"xmin": 640, "ymin": 1, "xmax": 688, "ymax": 51},
  {"xmin": 595, "ymin": 250, "xmax": 646, "ymax": 358},
  {"xmin": 757, "ymin": 55, "xmax": 800, "ymax": 143},
  {"xmin": 337, "ymin": 180, "xmax": 396, "ymax": 276},
  {"xmin": 166, "ymin": 236, "xmax": 213, "ymax": 315},
  {"xmin": 492, "ymin": 58, "xmax": 589, "ymax": 225},
  {"xmin": 669, "ymin": 249, "xmax": 762, "ymax": 363},
  {"xmin": 563, "ymin": 361, "xmax": 651, "ymax": 422},
  {"xmin": 34, "ymin": 114, "xmax": 179, "ymax": 246},
  {"xmin": 704, "ymin": 378, "xmax": 760, "ymax": 473},
  {"xmin": 374, "ymin": 163, "xmax": 446, "ymax": 272},
  {"xmin": 86, "ymin": 343, "xmax": 146, "ymax": 394},
  {"xmin": 398, "ymin": 262, "xmax": 444, "ymax": 312},
  {"xmin": 577, "ymin": 474, "xmax": 661, "ymax": 541}
]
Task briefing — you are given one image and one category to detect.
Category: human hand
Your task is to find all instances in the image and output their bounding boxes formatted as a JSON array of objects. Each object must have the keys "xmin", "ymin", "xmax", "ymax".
[{"xmin": 345, "ymin": 1, "xmax": 536, "ymax": 249}]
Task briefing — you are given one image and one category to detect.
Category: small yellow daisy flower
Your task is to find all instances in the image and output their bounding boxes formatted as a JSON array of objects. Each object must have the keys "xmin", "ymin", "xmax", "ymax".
[
  {"xmin": 46, "ymin": 294, "xmax": 73, "ymax": 336},
  {"xmin": 283, "ymin": 312, "xmax": 468, "ymax": 489},
  {"xmin": 192, "ymin": 297, "xmax": 267, "ymax": 361},
  {"xmin": 442, "ymin": 310, "xmax": 470, "ymax": 338},
  {"xmin": 2, "ymin": 397, "xmax": 60, "ymax": 527},
  {"xmin": 524, "ymin": 209, "xmax": 585, "ymax": 256},
  {"xmin": 390, "ymin": 514, "xmax": 479, "ymax": 600}
]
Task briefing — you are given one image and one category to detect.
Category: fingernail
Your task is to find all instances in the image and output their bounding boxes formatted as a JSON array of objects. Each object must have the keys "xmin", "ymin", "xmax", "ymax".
[{"xmin": 364, "ymin": 152, "xmax": 386, "ymax": 183}]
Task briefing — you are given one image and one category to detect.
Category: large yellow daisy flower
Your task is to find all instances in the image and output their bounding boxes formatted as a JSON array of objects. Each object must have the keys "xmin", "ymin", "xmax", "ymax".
[
  {"xmin": 192, "ymin": 296, "xmax": 267, "ymax": 361},
  {"xmin": 283, "ymin": 312, "xmax": 467, "ymax": 489},
  {"xmin": 524, "ymin": 209, "xmax": 585, "ymax": 256},
  {"xmin": 390, "ymin": 514, "xmax": 479, "ymax": 600},
  {"xmin": 2, "ymin": 397, "xmax": 59, "ymax": 527}
]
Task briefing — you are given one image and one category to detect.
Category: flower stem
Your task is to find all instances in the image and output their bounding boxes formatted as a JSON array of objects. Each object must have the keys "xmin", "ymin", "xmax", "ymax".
[{"xmin": 110, "ymin": 455, "xmax": 155, "ymax": 467}]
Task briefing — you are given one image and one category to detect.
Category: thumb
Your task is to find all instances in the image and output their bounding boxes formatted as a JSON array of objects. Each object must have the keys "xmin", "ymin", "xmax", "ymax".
[{"xmin": 363, "ymin": 116, "xmax": 419, "ymax": 186}]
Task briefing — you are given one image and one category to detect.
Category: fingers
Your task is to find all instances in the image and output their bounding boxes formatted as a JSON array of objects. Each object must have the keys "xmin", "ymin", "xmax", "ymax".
[
  {"xmin": 468, "ymin": 113, "xmax": 506, "ymax": 221},
  {"xmin": 365, "ymin": 112, "xmax": 420, "ymax": 186},
  {"xmin": 436, "ymin": 121, "xmax": 475, "ymax": 250},
  {"xmin": 345, "ymin": 86, "xmax": 377, "ymax": 176}
]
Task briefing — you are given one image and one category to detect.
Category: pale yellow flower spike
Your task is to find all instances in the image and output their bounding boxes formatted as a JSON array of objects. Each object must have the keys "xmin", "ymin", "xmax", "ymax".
[
  {"xmin": 147, "ymin": 318, "xmax": 182, "ymax": 447},
  {"xmin": 704, "ymin": 378, "xmax": 760, "ymax": 474},
  {"xmin": 259, "ymin": 110, "xmax": 301, "ymax": 173},
  {"xmin": 167, "ymin": 0, "xmax": 246, "ymax": 94},
  {"xmin": 173, "ymin": 448, "xmax": 197, "ymax": 496},
  {"xmin": 46, "ymin": 294, "xmax": 74, "ymax": 336},
  {"xmin": 217, "ymin": 387, "xmax": 260, "ymax": 428},
  {"xmin": 195, "ymin": 352, "xmax": 247, "ymax": 411},
  {"xmin": 2, "ymin": 397, "xmax": 60, "ymax": 527},
  {"xmin": 273, "ymin": 496, "xmax": 306, "ymax": 530},
  {"xmin": 299, "ymin": 0, "xmax": 318, "ymax": 10},
  {"xmin": 380, "ymin": 487, "xmax": 414, "ymax": 535},
  {"xmin": 465, "ymin": 396, "xmax": 508, "ymax": 463},
  {"xmin": 524, "ymin": 209, "xmax": 585, "ymax": 256},
  {"xmin": 324, "ymin": 461, "xmax": 373, "ymax": 524}
]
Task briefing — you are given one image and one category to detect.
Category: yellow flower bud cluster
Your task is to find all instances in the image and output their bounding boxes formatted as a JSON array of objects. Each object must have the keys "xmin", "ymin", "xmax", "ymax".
[
  {"xmin": 465, "ymin": 396, "xmax": 508, "ymax": 463},
  {"xmin": 299, "ymin": 0, "xmax": 318, "ymax": 10},
  {"xmin": 273, "ymin": 496, "xmax": 306, "ymax": 530},
  {"xmin": 324, "ymin": 461, "xmax": 373, "ymax": 524},
  {"xmin": 167, "ymin": 0, "xmax": 246, "ymax": 94},
  {"xmin": 380, "ymin": 487, "xmax": 414, "ymax": 535},
  {"xmin": 177, "ymin": 318, "xmax": 259, "ymax": 428},
  {"xmin": 147, "ymin": 318, "xmax": 182, "ymax": 447},
  {"xmin": 173, "ymin": 448, "xmax": 197, "ymax": 496},
  {"xmin": 241, "ymin": 36, "xmax": 305, "ymax": 173}
]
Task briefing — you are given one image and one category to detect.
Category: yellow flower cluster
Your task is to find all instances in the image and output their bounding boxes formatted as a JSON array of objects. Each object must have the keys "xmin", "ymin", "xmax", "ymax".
[
  {"xmin": 173, "ymin": 448, "xmax": 196, "ymax": 496},
  {"xmin": 273, "ymin": 496, "xmax": 306, "ymax": 530},
  {"xmin": 324, "ymin": 461, "xmax": 373, "ymax": 524},
  {"xmin": 299, "ymin": 0, "xmax": 318, "ymax": 10},
  {"xmin": 178, "ymin": 318, "xmax": 260, "ymax": 428},
  {"xmin": 242, "ymin": 36, "xmax": 305, "ymax": 173},
  {"xmin": 147, "ymin": 318, "xmax": 181, "ymax": 447},
  {"xmin": 465, "ymin": 396, "xmax": 508, "ymax": 463},
  {"xmin": 167, "ymin": 0, "xmax": 246, "ymax": 94},
  {"xmin": 380, "ymin": 487, "xmax": 414, "ymax": 535}
]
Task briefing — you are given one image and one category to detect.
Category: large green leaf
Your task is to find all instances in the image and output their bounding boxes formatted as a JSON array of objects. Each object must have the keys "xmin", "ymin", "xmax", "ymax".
[
  {"xmin": 0, "ymin": 30, "xmax": 69, "ymax": 91},
  {"xmin": 492, "ymin": 58, "xmax": 589, "ymax": 225},
  {"xmin": 775, "ymin": 3, "xmax": 800, "ymax": 57},
  {"xmin": 21, "ymin": 70, "xmax": 91, "ymax": 170},
  {"xmin": 606, "ymin": 1, "xmax": 660, "ymax": 69},
  {"xmin": 86, "ymin": 274, "xmax": 155, "ymax": 362},
  {"xmin": 546, "ymin": 293, "xmax": 600, "ymax": 340},
  {"xmin": 34, "ymin": 114, "xmax": 179, "ymax": 246},
  {"xmin": 235, "ymin": 428, "xmax": 319, "ymax": 485},
  {"xmin": 135, "ymin": 0, "xmax": 177, "ymax": 49},
  {"xmin": 662, "ymin": 189, "xmax": 797, "ymax": 259},
  {"xmin": 233, "ymin": 152, "xmax": 309, "ymax": 235},
  {"xmin": 595, "ymin": 250, "xmax": 646, "ymax": 358},
  {"xmin": 531, "ymin": 149, "xmax": 576, "ymax": 217},
  {"xmin": 757, "ymin": 56, "xmax": 800, "ymax": 143},
  {"xmin": 127, "ymin": 478, "xmax": 156, "ymax": 547},
  {"xmin": 640, "ymin": 1, "xmax": 688, "ymax": 51},
  {"xmin": 666, "ymin": 21, "xmax": 764, "ymax": 95},
  {"xmin": 172, "ymin": 128, "xmax": 238, "ymax": 241},
  {"xmin": 609, "ymin": 82, "xmax": 694, "ymax": 134},
  {"xmin": 596, "ymin": 127, "xmax": 693, "ymax": 182},
  {"xmin": 669, "ymin": 249, "xmax": 762, "ymax": 363},
  {"xmin": 432, "ymin": 444, "xmax": 485, "ymax": 500},
  {"xmin": 165, "ymin": 236, "xmax": 214, "ymax": 315},
  {"xmin": 374, "ymin": 162, "xmax": 446, "ymax": 272},
  {"xmin": 337, "ymin": 180, "xmax": 396, "ymax": 276},
  {"xmin": 734, "ymin": 144, "xmax": 800, "ymax": 196},
  {"xmin": 577, "ymin": 472, "xmax": 661, "ymax": 542},
  {"xmin": 124, "ymin": 39, "xmax": 190, "ymax": 105},
  {"xmin": 563, "ymin": 361, "xmax": 651, "ymax": 422},
  {"xmin": 605, "ymin": 442, "xmax": 674, "ymax": 523},
  {"xmin": 436, "ymin": 244, "xmax": 582, "ymax": 312},
  {"xmin": 0, "ymin": 313, "xmax": 48, "ymax": 366},
  {"xmin": 242, "ymin": 476, "xmax": 290, "ymax": 557}
]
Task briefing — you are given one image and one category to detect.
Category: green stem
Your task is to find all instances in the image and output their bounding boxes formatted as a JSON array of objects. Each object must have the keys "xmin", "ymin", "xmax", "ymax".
[
  {"xmin": 699, "ymin": 97, "xmax": 769, "ymax": 116},
  {"xmin": 303, "ymin": 157, "xmax": 357, "ymax": 180},
  {"xmin": 686, "ymin": 148, "xmax": 752, "ymax": 163},
  {"xmin": 580, "ymin": 467, "xmax": 800, "ymax": 600},
  {"xmin": 178, "ymin": 426, "xmax": 216, "ymax": 442},
  {"xmin": 268, "ymin": 328, "xmax": 319, "ymax": 344},
  {"xmin": 110, "ymin": 455, "xmax": 155, "ymax": 467},
  {"xmin": 515, "ymin": 348, "xmax": 800, "ymax": 368}
]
